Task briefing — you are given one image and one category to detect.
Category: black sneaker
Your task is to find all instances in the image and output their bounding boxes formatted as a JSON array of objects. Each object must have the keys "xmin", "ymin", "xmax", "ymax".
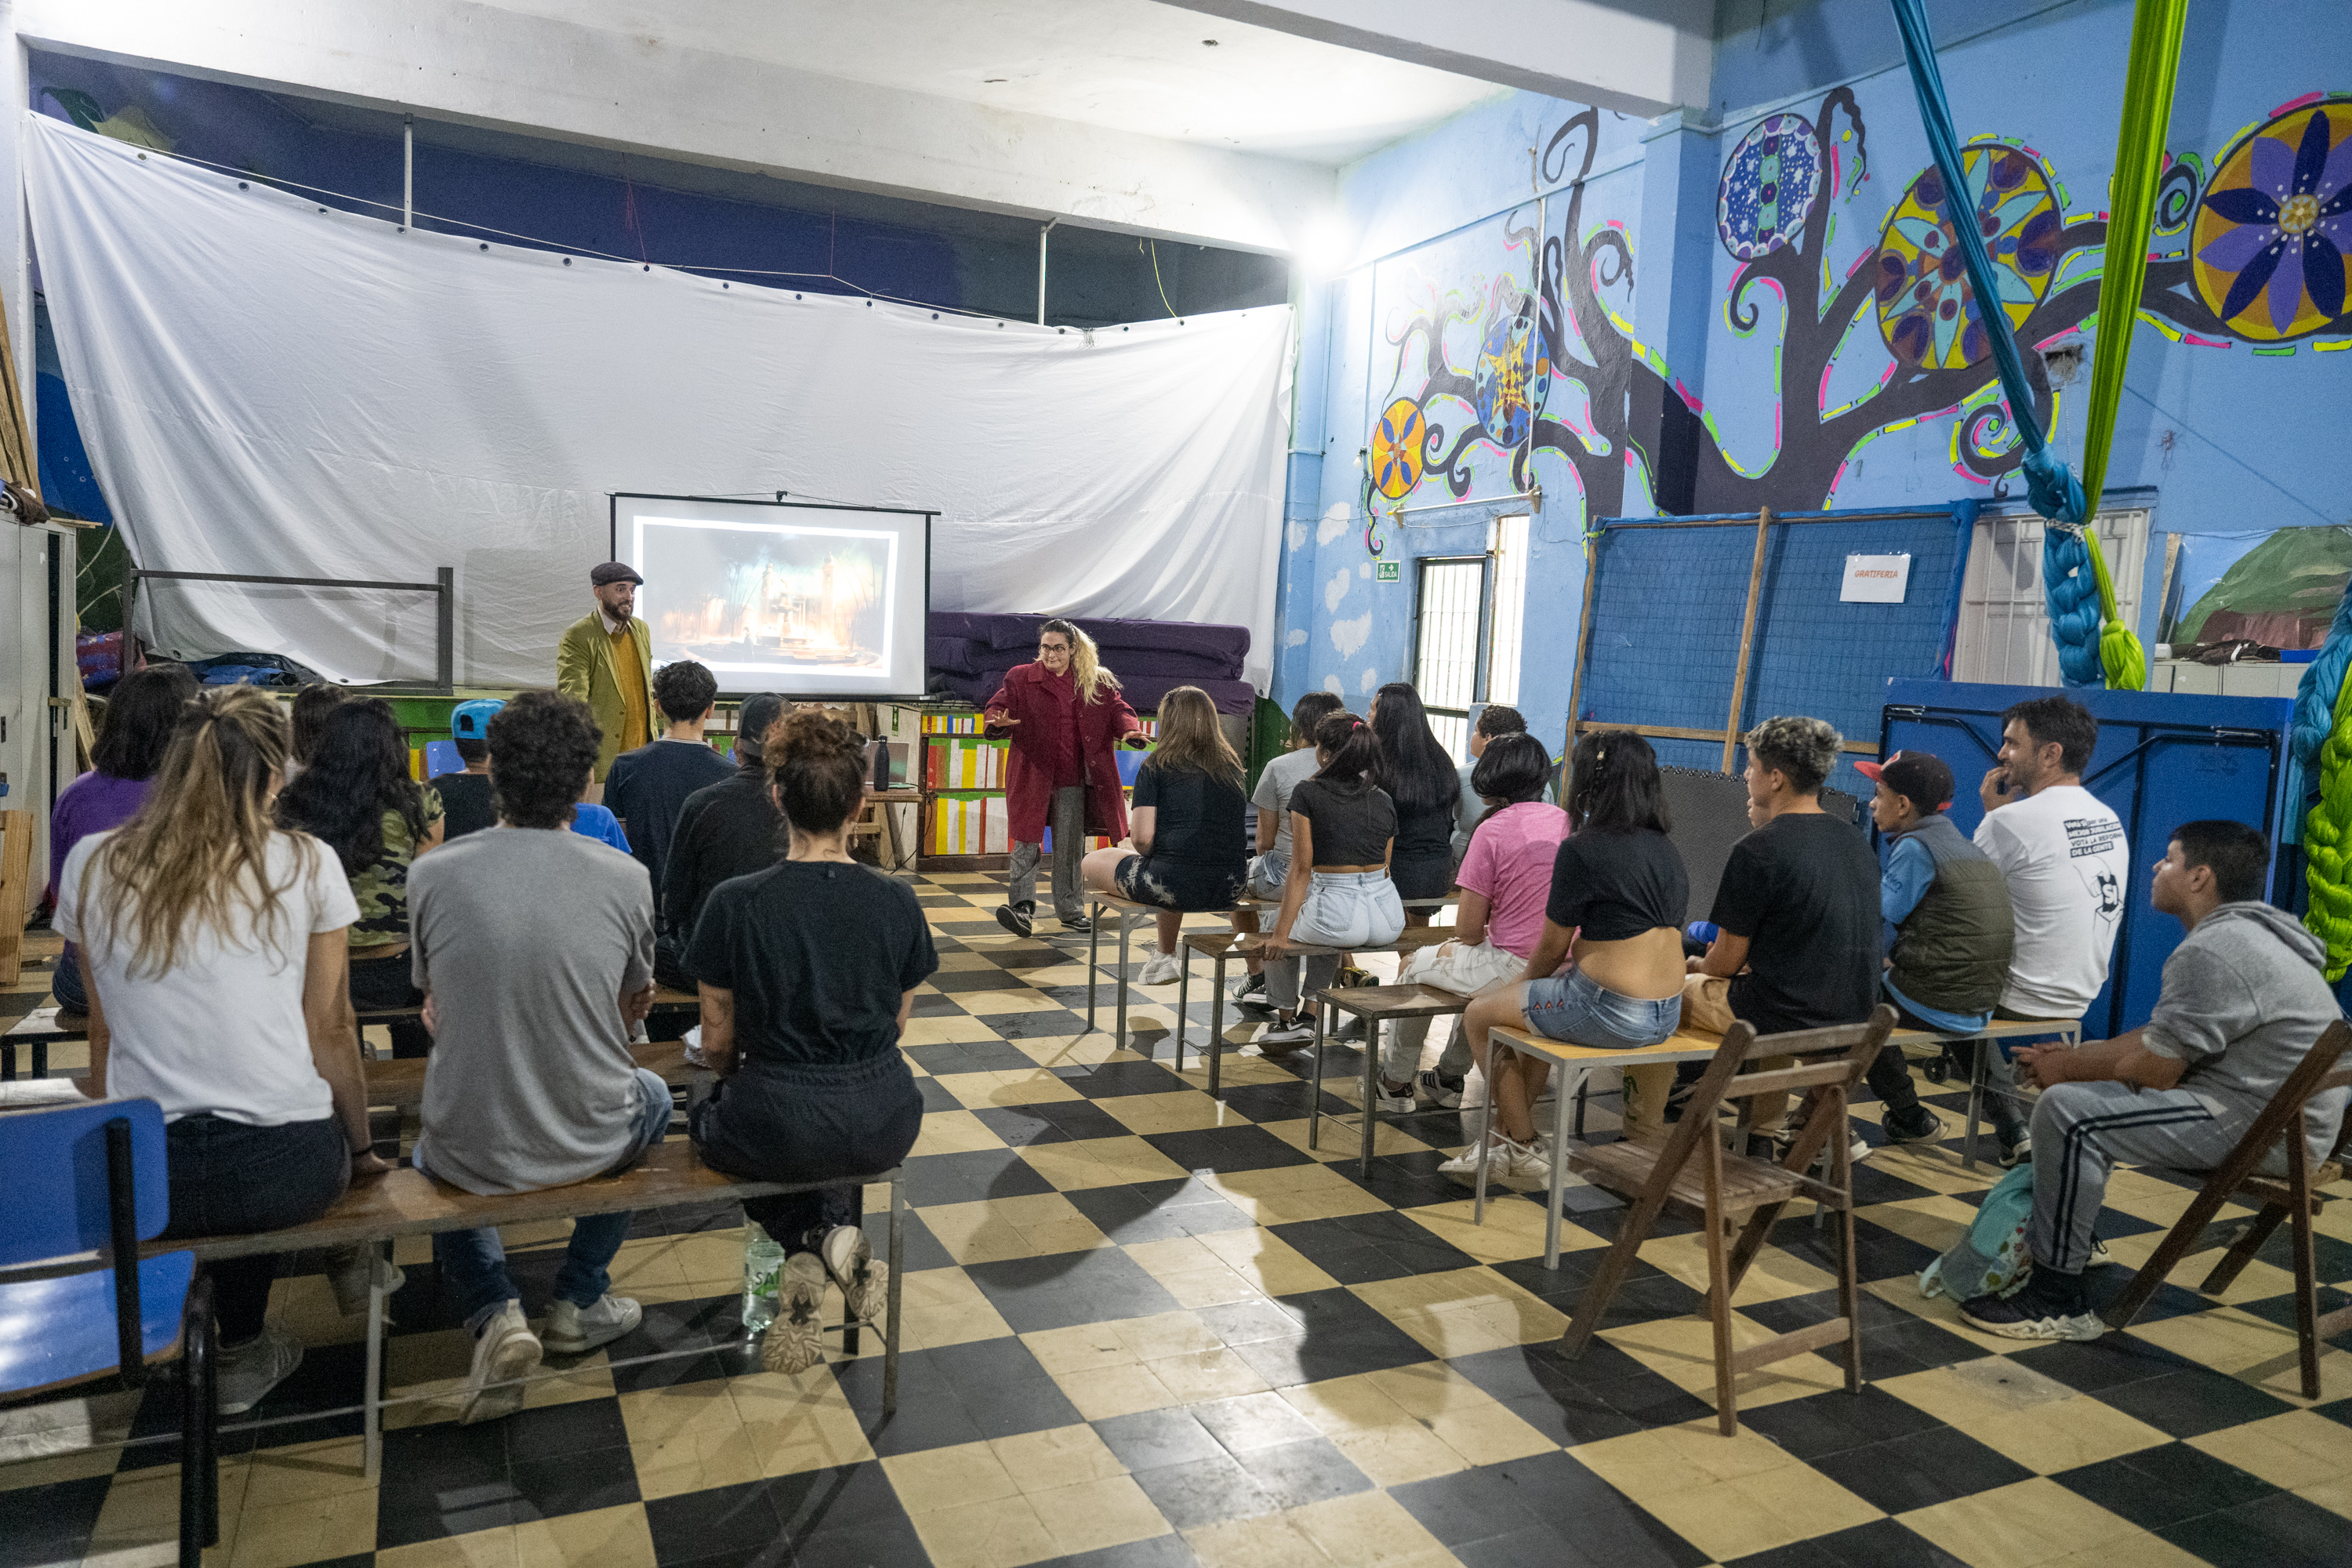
[
  {"xmin": 1959, "ymin": 1266, "xmax": 2103, "ymax": 1341},
  {"xmin": 1998, "ymin": 1132, "xmax": 2032, "ymax": 1167},
  {"xmin": 996, "ymin": 902, "xmax": 1035, "ymax": 938},
  {"xmin": 1883, "ymin": 1105, "xmax": 1944, "ymax": 1145},
  {"xmin": 1059, "ymin": 913, "xmax": 1093, "ymax": 934}
]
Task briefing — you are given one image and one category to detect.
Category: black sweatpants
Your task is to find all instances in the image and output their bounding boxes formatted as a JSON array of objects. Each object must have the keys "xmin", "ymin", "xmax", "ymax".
[{"xmin": 690, "ymin": 1053, "xmax": 924, "ymax": 1254}]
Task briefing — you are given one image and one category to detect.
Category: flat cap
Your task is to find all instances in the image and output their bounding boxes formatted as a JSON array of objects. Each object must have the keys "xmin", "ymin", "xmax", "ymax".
[{"xmin": 590, "ymin": 561, "xmax": 644, "ymax": 587}]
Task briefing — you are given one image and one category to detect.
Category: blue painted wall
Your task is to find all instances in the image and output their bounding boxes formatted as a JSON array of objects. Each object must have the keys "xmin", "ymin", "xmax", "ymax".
[{"xmin": 1276, "ymin": 0, "xmax": 2351, "ymax": 760}]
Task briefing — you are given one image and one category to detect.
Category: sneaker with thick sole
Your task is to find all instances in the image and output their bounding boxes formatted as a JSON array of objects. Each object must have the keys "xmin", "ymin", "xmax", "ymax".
[
  {"xmin": 1059, "ymin": 913, "xmax": 1093, "ymax": 934},
  {"xmin": 1883, "ymin": 1106, "xmax": 1944, "ymax": 1145},
  {"xmin": 542, "ymin": 1294, "xmax": 642, "ymax": 1355},
  {"xmin": 460, "ymin": 1302, "xmax": 543, "ymax": 1425},
  {"xmin": 1506, "ymin": 1135, "xmax": 1555, "ymax": 1185},
  {"xmin": 996, "ymin": 902, "xmax": 1035, "ymax": 938},
  {"xmin": 1415, "ymin": 1071, "xmax": 1466, "ymax": 1110},
  {"xmin": 1998, "ymin": 1134, "xmax": 2033, "ymax": 1167},
  {"xmin": 1958, "ymin": 1269, "xmax": 2103, "ymax": 1341},
  {"xmin": 1374, "ymin": 1079, "xmax": 1417, "ymax": 1114},
  {"xmin": 819, "ymin": 1225, "xmax": 890, "ymax": 1322},
  {"xmin": 1231, "ymin": 973, "xmax": 1269, "ymax": 1007},
  {"xmin": 761, "ymin": 1254, "xmax": 829, "ymax": 1374},
  {"xmin": 1137, "ymin": 953, "xmax": 1182, "ymax": 986},
  {"xmin": 216, "ymin": 1326, "xmax": 304, "ymax": 1416},
  {"xmin": 1438, "ymin": 1137, "xmax": 1529, "ymax": 1183},
  {"xmin": 1255, "ymin": 1017, "xmax": 1314, "ymax": 1048}
]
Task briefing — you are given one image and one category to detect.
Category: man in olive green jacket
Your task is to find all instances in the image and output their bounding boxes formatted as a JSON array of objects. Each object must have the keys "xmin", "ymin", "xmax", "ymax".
[{"xmin": 556, "ymin": 561, "xmax": 655, "ymax": 789}]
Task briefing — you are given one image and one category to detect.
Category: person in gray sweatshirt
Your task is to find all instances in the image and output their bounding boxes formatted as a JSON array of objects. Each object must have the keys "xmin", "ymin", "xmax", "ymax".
[{"xmin": 1960, "ymin": 819, "xmax": 2347, "ymax": 1341}]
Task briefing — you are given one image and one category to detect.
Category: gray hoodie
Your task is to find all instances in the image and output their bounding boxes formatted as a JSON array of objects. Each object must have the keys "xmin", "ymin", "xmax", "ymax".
[{"xmin": 2143, "ymin": 901, "xmax": 2348, "ymax": 1161}]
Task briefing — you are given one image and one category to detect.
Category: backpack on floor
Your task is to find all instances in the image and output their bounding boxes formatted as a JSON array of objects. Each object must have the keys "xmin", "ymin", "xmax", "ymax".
[{"xmin": 1918, "ymin": 1163, "xmax": 2035, "ymax": 1301}]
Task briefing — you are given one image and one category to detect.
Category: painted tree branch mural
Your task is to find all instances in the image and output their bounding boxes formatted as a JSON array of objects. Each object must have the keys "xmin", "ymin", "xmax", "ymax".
[{"xmin": 1363, "ymin": 90, "xmax": 2352, "ymax": 528}]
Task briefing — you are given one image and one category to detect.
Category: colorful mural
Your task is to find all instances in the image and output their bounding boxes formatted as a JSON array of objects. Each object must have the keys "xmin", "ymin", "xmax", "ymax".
[{"xmin": 1356, "ymin": 90, "xmax": 2352, "ymax": 532}]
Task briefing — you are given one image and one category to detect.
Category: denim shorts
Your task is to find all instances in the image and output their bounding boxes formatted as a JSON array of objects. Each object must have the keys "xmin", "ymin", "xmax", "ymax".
[{"xmin": 1523, "ymin": 967, "xmax": 1681, "ymax": 1052}]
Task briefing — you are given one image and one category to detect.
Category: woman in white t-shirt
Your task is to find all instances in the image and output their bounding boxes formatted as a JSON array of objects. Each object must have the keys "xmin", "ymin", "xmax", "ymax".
[
  {"xmin": 58, "ymin": 685, "xmax": 386, "ymax": 1416},
  {"xmin": 1376, "ymin": 734, "xmax": 1569, "ymax": 1112}
]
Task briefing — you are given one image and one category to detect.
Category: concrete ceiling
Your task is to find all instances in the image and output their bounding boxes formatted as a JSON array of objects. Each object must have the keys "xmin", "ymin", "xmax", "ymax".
[
  {"xmin": 16, "ymin": 0, "xmax": 1711, "ymax": 253},
  {"xmin": 485, "ymin": 0, "xmax": 1510, "ymax": 164}
]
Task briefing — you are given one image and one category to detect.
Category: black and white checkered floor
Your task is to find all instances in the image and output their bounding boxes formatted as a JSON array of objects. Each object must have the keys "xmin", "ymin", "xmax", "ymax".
[{"xmin": 4, "ymin": 870, "xmax": 2350, "ymax": 1568}]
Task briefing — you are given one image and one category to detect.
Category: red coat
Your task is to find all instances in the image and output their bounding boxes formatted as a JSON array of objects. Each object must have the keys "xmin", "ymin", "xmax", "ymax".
[{"xmin": 983, "ymin": 662, "xmax": 1144, "ymax": 844}]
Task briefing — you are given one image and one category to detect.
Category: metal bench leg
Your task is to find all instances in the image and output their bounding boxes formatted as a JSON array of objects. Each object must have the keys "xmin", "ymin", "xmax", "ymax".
[
  {"xmin": 1208, "ymin": 953, "xmax": 1229, "ymax": 1098},
  {"xmin": 2, "ymin": 1040, "xmax": 13, "ymax": 1082},
  {"xmin": 1963, "ymin": 1037, "xmax": 1987, "ymax": 1172},
  {"xmin": 1308, "ymin": 1005, "xmax": 1327, "ymax": 1150},
  {"xmin": 1547, "ymin": 1068, "xmax": 1573, "ymax": 1269},
  {"xmin": 1359, "ymin": 1018, "xmax": 1380, "ymax": 1177},
  {"xmin": 1174, "ymin": 939, "xmax": 1190, "ymax": 1073},
  {"xmin": 844, "ymin": 1184, "xmax": 864, "ymax": 1357},
  {"xmin": 33, "ymin": 1040, "xmax": 46, "ymax": 1080},
  {"xmin": 363, "ymin": 1240, "xmax": 389, "ymax": 1481},
  {"xmin": 1114, "ymin": 909, "xmax": 1133, "ymax": 1050},
  {"xmin": 1086, "ymin": 902, "xmax": 1102, "ymax": 1032},
  {"xmin": 1473, "ymin": 1040, "xmax": 1495, "ymax": 1229},
  {"xmin": 884, "ymin": 1173, "xmax": 904, "ymax": 1416}
]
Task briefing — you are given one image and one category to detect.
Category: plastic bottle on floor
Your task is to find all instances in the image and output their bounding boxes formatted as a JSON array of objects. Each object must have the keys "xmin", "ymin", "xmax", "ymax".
[{"xmin": 741, "ymin": 1221, "xmax": 784, "ymax": 1334}]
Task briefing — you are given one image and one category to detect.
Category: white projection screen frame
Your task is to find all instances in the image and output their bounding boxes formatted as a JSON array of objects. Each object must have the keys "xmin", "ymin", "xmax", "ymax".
[{"xmin": 610, "ymin": 493, "xmax": 933, "ymax": 699}]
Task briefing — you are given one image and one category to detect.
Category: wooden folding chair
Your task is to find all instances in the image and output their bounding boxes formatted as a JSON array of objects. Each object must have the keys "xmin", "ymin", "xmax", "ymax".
[
  {"xmin": 2100, "ymin": 1019, "xmax": 2352, "ymax": 1399},
  {"xmin": 1556, "ymin": 1007, "xmax": 1896, "ymax": 1436}
]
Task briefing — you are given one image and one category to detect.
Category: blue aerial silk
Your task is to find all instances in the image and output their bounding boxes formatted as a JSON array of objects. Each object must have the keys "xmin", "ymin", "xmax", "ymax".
[{"xmin": 1889, "ymin": 0, "xmax": 2102, "ymax": 686}]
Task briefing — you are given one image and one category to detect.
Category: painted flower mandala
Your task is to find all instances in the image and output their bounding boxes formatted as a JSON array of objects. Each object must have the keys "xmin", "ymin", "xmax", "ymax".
[
  {"xmin": 1718, "ymin": 114, "xmax": 1822, "ymax": 260},
  {"xmin": 1472, "ymin": 309, "xmax": 1534, "ymax": 449},
  {"xmin": 1874, "ymin": 142, "xmax": 2062, "ymax": 371},
  {"xmin": 2191, "ymin": 97, "xmax": 2352, "ymax": 341},
  {"xmin": 1369, "ymin": 397, "xmax": 1426, "ymax": 499}
]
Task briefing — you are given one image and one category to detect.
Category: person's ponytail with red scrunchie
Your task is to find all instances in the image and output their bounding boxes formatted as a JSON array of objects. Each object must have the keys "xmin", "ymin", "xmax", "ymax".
[{"xmin": 1311, "ymin": 710, "xmax": 1384, "ymax": 791}]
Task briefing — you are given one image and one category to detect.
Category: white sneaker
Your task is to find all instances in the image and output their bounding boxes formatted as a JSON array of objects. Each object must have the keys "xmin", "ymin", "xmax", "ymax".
[
  {"xmin": 1415, "ymin": 1072, "xmax": 1466, "ymax": 1110},
  {"xmin": 1137, "ymin": 952, "xmax": 1182, "ymax": 986},
  {"xmin": 460, "ymin": 1301, "xmax": 542, "ymax": 1425},
  {"xmin": 761, "ymin": 1254, "xmax": 829, "ymax": 1375},
  {"xmin": 216, "ymin": 1326, "xmax": 303, "ymax": 1416},
  {"xmin": 542, "ymin": 1294, "xmax": 642, "ymax": 1355},
  {"xmin": 1438, "ymin": 1138, "xmax": 1524, "ymax": 1182},
  {"xmin": 1255, "ymin": 1017, "xmax": 1314, "ymax": 1048},
  {"xmin": 1374, "ymin": 1080, "xmax": 1417, "ymax": 1114},
  {"xmin": 1508, "ymin": 1135, "xmax": 1556, "ymax": 1185},
  {"xmin": 819, "ymin": 1225, "xmax": 890, "ymax": 1322},
  {"xmin": 328, "ymin": 1248, "xmax": 406, "ymax": 1318}
]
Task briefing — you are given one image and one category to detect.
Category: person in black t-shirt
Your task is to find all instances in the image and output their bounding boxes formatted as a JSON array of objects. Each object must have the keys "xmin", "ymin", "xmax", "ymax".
[
  {"xmin": 655, "ymin": 693, "xmax": 789, "ymax": 989},
  {"xmin": 428, "ymin": 698, "xmax": 506, "ymax": 841},
  {"xmin": 1684, "ymin": 714, "xmax": 1883, "ymax": 1150},
  {"xmin": 1081, "ymin": 687, "xmax": 1249, "ymax": 986},
  {"xmin": 604, "ymin": 660, "xmax": 735, "ymax": 901},
  {"xmin": 684, "ymin": 708, "xmax": 935, "ymax": 1376},
  {"xmin": 1370, "ymin": 682, "xmax": 1465, "ymax": 912},
  {"xmin": 1254, "ymin": 712, "xmax": 1406, "ymax": 1046}
]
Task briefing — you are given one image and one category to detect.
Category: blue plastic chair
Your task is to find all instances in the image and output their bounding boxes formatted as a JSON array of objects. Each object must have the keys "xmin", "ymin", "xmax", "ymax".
[
  {"xmin": 423, "ymin": 739, "xmax": 465, "ymax": 779},
  {"xmin": 0, "ymin": 1098, "xmax": 218, "ymax": 1565}
]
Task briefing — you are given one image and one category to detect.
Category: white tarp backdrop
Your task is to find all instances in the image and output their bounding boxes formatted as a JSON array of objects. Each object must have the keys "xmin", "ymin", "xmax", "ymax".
[{"xmin": 25, "ymin": 114, "xmax": 1291, "ymax": 689}]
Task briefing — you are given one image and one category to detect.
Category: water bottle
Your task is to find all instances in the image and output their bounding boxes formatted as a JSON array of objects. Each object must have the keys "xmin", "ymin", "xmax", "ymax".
[{"xmin": 740, "ymin": 1221, "xmax": 784, "ymax": 1334}]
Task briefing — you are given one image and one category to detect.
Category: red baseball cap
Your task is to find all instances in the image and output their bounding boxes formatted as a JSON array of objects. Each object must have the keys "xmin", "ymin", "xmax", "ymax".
[{"xmin": 1857, "ymin": 750, "xmax": 1955, "ymax": 813}]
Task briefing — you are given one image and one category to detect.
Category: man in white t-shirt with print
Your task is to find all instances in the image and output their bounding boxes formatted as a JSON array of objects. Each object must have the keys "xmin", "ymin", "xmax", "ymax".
[{"xmin": 1969, "ymin": 693, "xmax": 2129, "ymax": 1163}]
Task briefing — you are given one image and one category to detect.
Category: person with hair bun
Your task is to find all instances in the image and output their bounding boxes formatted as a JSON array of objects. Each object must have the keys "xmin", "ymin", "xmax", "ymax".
[
  {"xmin": 684, "ymin": 707, "xmax": 936, "ymax": 1375},
  {"xmin": 1448, "ymin": 730, "xmax": 1688, "ymax": 1183},
  {"xmin": 985, "ymin": 619, "xmax": 1148, "ymax": 938},
  {"xmin": 42, "ymin": 662, "xmax": 198, "ymax": 1015},
  {"xmin": 59, "ymin": 685, "xmax": 386, "ymax": 1417},
  {"xmin": 1378, "ymin": 731, "xmax": 1568, "ymax": 1113},
  {"xmin": 1254, "ymin": 710, "xmax": 1406, "ymax": 1047}
]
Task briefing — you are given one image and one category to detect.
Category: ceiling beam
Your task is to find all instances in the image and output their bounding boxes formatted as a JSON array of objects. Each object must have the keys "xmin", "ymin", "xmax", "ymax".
[
  {"xmin": 19, "ymin": 0, "xmax": 1335, "ymax": 254},
  {"xmin": 1152, "ymin": 0, "xmax": 1713, "ymax": 118}
]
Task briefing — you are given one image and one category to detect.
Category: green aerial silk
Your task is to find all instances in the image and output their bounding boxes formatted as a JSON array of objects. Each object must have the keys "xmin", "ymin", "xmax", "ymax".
[
  {"xmin": 2305, "ymin": 666, "xmax": 2352, "ymax": 981},
  {"xmin": 2080, "ymin": 0, "xmax": 2190, "ymax": 691}
]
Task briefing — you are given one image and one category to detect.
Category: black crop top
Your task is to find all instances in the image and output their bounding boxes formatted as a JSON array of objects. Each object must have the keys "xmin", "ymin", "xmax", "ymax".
[
  {"xmin": 1545, "ymin": 827, "xmax": 1688, "ymax": 941},
  {"xmin": 1288, "ymin": 777, "xmax": 1398, "ymax": 866}
]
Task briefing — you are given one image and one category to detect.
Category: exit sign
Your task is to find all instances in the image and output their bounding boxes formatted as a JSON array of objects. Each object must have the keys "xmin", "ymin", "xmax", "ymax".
[{"xmin": 1375, "ymin": 561, "xmax": 1399, "ymax": 581}]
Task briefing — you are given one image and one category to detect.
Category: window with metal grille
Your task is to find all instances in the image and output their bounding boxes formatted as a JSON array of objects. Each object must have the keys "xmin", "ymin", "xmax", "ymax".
[
  {"xmin": 1409, "ymin": 516, "xmax": 1530, "ymax": 760},
  {"xmin": 1951, "ymin": 506, "xmax": 2151, "ymax": 688}
]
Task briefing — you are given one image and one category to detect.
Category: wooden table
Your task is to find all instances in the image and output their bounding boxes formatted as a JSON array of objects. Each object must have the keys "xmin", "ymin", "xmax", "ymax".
[{"xmin": 1307, "ymin": 983, "xmax": 1473, "ymax": 1174}]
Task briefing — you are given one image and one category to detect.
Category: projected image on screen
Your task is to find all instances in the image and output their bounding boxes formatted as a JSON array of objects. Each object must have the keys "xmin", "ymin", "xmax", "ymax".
[{"xmin": 634, "ymin": 517, "xmax": 898, "ymax": 679}]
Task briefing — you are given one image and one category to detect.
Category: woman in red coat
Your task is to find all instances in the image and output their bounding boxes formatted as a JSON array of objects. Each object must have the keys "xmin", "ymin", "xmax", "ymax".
[{"xmin": 986, "ymin": 619, "xmax": 1146, "ymax": 937}]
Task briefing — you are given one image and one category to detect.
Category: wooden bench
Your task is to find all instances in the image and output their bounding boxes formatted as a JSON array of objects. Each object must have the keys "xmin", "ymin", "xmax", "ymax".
[
  {"xmin": 1175, "ymin": 926, "xmax": 1456, "ymax": 1094},
  {"xmin": 360, "ymin": 1042, "xmax": 697, "ymax": 1111},
  {"xmin": 141, "ymin": 1142, "xmax": 904, "ymax": 1480},
  {"xmin": 1886, "ymin": 1018, "xmax": 2080, "ymax": 1169},
  {"xmin": 1302, "ymin": 982, "xmax": 1473, "ymax": 1173}
]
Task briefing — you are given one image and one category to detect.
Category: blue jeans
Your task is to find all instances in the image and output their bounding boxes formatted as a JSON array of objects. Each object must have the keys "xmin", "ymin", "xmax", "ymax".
[
  {"xmin": 1523, "ymin": 967, "xmax": 1682, "ymax": 1051},
  {"xmin": 52, "ymin": 946, "xmax": 88, "ymax": 1013},
  {"xmin": 423, "ymin": 1068, "xmax": 672, "ymax": 1334}
]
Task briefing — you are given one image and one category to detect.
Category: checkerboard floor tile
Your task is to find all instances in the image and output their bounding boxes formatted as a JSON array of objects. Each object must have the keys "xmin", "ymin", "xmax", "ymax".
[{"xmin": 6, "ymin": 883, "xmax": 2352, "ymax": 1568}]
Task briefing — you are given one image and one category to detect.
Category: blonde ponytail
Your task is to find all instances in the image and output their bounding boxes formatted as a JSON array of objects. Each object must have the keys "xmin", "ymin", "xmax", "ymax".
[{"xmin": 85, "ymin": 685, "xmax": 317, "ymax": 977}]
